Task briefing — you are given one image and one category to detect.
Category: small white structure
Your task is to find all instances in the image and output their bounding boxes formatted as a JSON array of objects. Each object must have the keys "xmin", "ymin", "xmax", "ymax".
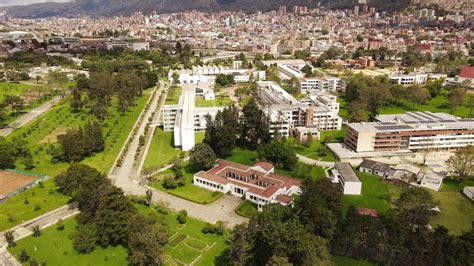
[
  {"xmin": 463, "ymin": 187, "xmax": 474, "ymax": 201},
  {"xmin": 419, "ymin": 172, "xmax": 444, "ymax": 191},
  {"xmin": 358, "ymin": 159, "xmax": 390, "ymax": 177},
  {"xmin": 331, "ymin": 162, "xmax": 362, "ymax": 195}
]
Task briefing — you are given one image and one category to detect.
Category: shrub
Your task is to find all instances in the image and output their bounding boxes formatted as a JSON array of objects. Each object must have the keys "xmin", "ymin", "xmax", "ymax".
[
  {"xmin": 19, "ymin": 249, "xmax": 30, "ymax": 262},
  {"xmin": 73, "ymin": 225, "xmax": 97, "ymax": 254},
  {"xmin": 32, "ymin": 225, "xmax": 41, "ymax": 237},
  {"xmin": 162, "ymin": 176, "xmax": 177, "ymax": 189},
  {"xmin": 33, "ymin": 204, "xmax": 41, "ymax": 211},
  {"xmin": 177, "ymin": 210, "xmax": 187, "ymax": 224},
  {"xmin": 56, "ymin": 219, "xmax": 65, "ymax": 231}
]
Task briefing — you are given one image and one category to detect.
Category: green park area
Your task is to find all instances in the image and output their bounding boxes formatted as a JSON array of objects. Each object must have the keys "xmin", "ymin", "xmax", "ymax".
[
  {"xmin": 288, "ymin": 129, "xmax": 345, "ymax": 161},
  {"xmin": 0, "ymin": 82, "xmax": 34, "ymax": 101},
  {"xmin": 143, "ymin": 128, "xmax": 205, "ymax": 172},
  {"xmin": 9, "ymin": 204, "xmax": 230, "ymax": 266},
  {"xmin": 343, "ymin": 172, "xmax": 474, "ymax": 235},
  {"xmin": 0, "ymin": 88, "xmax": 153, "ymax": 231},
  {"xmin": 343, "ymin": 172, "xmax": 402, "ymax": 215},
  {"xmin": 165, "ymin": 87, "xmax": 181, "ymax": 105},
  {"xmin": 195, "ymin": 93, "xmax": 232, "ymax": 107},
  {"xmin": 235, "ymin": 200, "xmax": 259, "ymax": 218},
  {"xmin": 151, "ymin": 165, "xmax": 223, "ymax": 204}
]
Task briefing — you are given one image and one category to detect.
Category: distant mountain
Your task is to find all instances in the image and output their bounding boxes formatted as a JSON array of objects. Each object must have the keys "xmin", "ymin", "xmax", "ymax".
[
  {"xmin": 0, "ymin": 0, "xmax": 72, "ymax": 8},
  {"xmin": 4, "ymin": 0, "xmax": 410, "ymax": 18}
]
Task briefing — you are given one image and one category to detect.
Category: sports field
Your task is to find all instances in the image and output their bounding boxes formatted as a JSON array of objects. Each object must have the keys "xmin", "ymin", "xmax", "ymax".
[{"xmin": 0, "ymin": 170, "xmax": 39, "ymax": 198}]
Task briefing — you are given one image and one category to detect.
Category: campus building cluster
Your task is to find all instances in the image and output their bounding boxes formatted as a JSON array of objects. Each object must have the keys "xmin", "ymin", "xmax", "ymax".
[
  {"xmin": 256, "ymin": 81, "xmax": 342, "ymax": 139},
  {"xmin": 344, "ymin": 111, "xmax": 474, "ymax": 153},
  {"xmin": 193, "ymin": 160, "xmax": 302, "ymax": 211},
  {"xmin": 162, "ymin": 83, "xmax": 223, "ymax": 151}
]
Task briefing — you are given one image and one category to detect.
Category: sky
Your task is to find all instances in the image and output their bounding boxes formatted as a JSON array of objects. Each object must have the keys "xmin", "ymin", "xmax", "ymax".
[{"xmin": 0, "ymin": 0, "xmax": 73, "ymax": 7}]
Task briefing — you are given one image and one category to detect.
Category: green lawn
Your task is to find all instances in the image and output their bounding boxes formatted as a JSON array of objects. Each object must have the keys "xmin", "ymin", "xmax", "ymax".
[
  {"xmin": 195, "ymin": 94, "xmax": 232, "ymax": 107},
  {"xmin": 235, "ymin": 200, "xmax": 259, "ymax": 218},
  {"xmin": 343, "ymin": 172, "xmax": 402, "ymax": 216},
  {"xmin": 337, "ymin": 95, "xmax": 349, "ymax": 119},
  {"xmin": 8, "ymin": 218, "xmax": 128, "ymax": 266},
  {"xmin": 136, "ymin": 204, "xmax": 230, "ymax": 266},
  {"xmin": 288, "ymin": 129, "xmax": 345, "ymax": 161},
  {"xmin": 151, "ymin": 164, "xmax": 223, "ymax": 205},
  {"xmin": 143, "ymin": 127, "xmax": 183, "ymax": 171},
  {"xmin": 9, "ymin": 204, "xmax": 230, "ymax": 266},
  {"xmin": 338, "ymin": 91, "xmax": 473, "ymax": 119},
  {"xmin": 0, "ymin": 88, "xmax": 153, "ymax": 231},
  {"xmin": 165, "ymin": 87, "xmax": 181, "ymax": 105},
  {"xmin": 334, "ymin": 256, "xmax": 379, "ymax": 266},
  {"xmin": 0, "ymin": 82, "xmax": 34, "ymax": 101},
  {"xmin": 143, "ymin": 128, "xmax": 205, "ymax": 172},
  {"xmin": 429, "ymin": 177, "xmax": 474, "ymax": 235},
  {"xmin": 224, "ymin": 147, "xmax": 258, "ymax": 165}
]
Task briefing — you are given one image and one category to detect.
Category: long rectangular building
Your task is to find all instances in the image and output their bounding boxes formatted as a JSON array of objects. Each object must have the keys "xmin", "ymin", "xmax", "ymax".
[
  {"xmin": 256, "ymin": 81, "xmax": 342, "ymax": 138},
  {"xmin": 345, "ymin": 111, "xmax": 474, "ymax": 152}
]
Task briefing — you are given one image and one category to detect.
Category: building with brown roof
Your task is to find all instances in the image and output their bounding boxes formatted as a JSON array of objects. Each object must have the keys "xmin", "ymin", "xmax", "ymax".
[{"xmin": 193, "ymin": 160, "xmax": 302, "ymax": 211}]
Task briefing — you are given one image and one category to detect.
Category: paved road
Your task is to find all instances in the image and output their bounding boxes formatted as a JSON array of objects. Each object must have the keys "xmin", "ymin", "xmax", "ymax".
[
  {"xmin": 0, "ymin": 96, "xmax": 62, "ymax": 137},
  {"xmin": 109, "ymin": 84, "xmax": 162, "ymax": 189},
  {"xmin": 0, "ymin": 204, "xmax": 79, "ymax": 266},
  {"xmin": 297, "ymin": 154, "xmax": 335, "ymax": 168}
]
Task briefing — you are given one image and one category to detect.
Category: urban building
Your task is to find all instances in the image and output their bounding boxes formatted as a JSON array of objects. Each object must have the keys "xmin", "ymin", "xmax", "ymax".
[
  {"xmin": 168, "ymin": 64, "xmax": 265, "ymax": 85},
  {"xmin": 106, "ymin": 37, "xmax": 149, "ymax": 51},
  {"xmin": 344, "ymin": 111, "xmax": 474, "ymax": 153},
  {"xmin": 162, "ymin": 83, "xmax": 224, "ymax": 151},
  {"xmin": 300, "ymin": 77, "xmax": 344, "ymax": 93},
  {"xmin": 330, "ymin": 162, "xmax": 362, "ymax": 195},
  {"xmin": 358, "ymin": 159, "xmax": 390, "ymax": 177},
  {"xmin": 389, "ymin": 73, "xmax": 446, "ymax": 86},
  {"xmin": 256, "ymin": 81, "xmax": 342, "ymax": 138},
  {"xmin": 193, "ymin": 160, "xmax": 302, "ymax": 211}
]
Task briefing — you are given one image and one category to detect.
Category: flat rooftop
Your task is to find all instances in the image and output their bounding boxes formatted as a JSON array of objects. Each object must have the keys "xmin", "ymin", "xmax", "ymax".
[
  {"xmin": 348, "ymin": 111, "xmax": 474, "ymax": 133},
  {"xmin": 335, "ymin": 162, "xmax": 360, "ymax": 182}
]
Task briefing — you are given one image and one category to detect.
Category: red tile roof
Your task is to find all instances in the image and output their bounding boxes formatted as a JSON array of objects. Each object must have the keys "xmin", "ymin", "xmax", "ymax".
[
  {"xmin": 357, "ymin": 208, "xmax": 378, "ymax": 218},
  {"xmin": 252, "ymin": 161, "xmax": 274, "ymax": 171},
  {"xmin": 459, "ymin": 66, "xmax": 474, "ymax": 79},
  {"xmin": 195, "ymin": 159, "xmax": 301, "ymax": 200}
]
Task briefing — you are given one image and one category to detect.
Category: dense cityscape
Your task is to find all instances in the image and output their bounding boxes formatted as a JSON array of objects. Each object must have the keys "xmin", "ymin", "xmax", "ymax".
[{"xmin": 0, "ymin": 0, "xmax": 473, "ymax": 265}]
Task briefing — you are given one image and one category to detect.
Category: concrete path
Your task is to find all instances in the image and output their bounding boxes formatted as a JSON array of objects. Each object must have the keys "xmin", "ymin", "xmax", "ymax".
[
  {"xmin": 0, "ymin": 204, "xmax": 79, "ymax": 266},
  {"xmin": 147, "ymin": 188, "xmax": 248, "ymax": 227},
  {"xmin": 0, "ymin": 96, "xmax": 62, "ymax": 137},
  {"xmin": 297, "ymin": 154, "xmax": 335, "ymax": 168}
]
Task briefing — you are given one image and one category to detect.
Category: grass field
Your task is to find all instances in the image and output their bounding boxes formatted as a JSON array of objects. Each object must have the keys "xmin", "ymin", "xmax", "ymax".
[
  {"xmin": 337, "ymin": 91, "xmax": 473, "ymax": 119},
  {"xmin": 143, "ymin": 127, "xmax": 183, "ymax": 171},
  {"xmin": 151, "ymin": 164, "xmax": 223, "ymax": 204},
  {"xmin": 0, "ymin": 82, "xmax": 34, "ymax": 101},
  {"xmin": 343, "ymin": 172, "xmax": 402, "ymax": 216},
  {"xmin": 8, "ymin": 218, "xmax": 128, "ymax": 266},
  {"xmin": 235, "ymin": 200, "xmax": 259, "ymax": 218},
  {"xmin": 9, "ymin": 204, "xmax": 230, "ymax": 266},
  {"xmin": 429, "ymin": 176, "xmax": 474, "ymax": 235},
  {"xmin": 0, "ymin": 88, "xmax": 153, "ymax": 231},
  {"xmin": 224, "ymin": 147, "xmax": 258, "ymax": 165},
  {"xmin": 289, "ymin": 129, "xmax": 345, "ymax": 161},
  {"xmin": 136, "ymin": 204, "xmax": 230, "ymax": 266},
  {"xmin": 143, "ymin": 128, "xmax": 205, "ymax": 172},
  {"xmin": 165, "ymin": 87, "xmax": 181, "ymax": 105},
  {"xmin": 195, "ymin": 94, "xmax": 232, "ymax": 107}
]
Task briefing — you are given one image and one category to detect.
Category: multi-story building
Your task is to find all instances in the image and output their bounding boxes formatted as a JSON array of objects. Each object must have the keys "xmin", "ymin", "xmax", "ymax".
[
  {"xmin": 300, "ymin": 77, "xmax": 344, "ymax": 93},
  {"xmin": 106, "ymin": 37, "xmax": 149, "ymax": 51},
  {"xmin": 344, "ymin": 111, "xmax": 474, "ymax": 153},
  {"xmin": 162, "ymin": 84, "xmax": 224, "ymax": 151},
  {"xmin": 168, "ymin": 65, "xmax": 265, "ymax": 85},
  {"xmin": 193, "ymin": 159, "xmax": 302, "ymax": 211},
  {"xmin": 256, "ymin": 81, "xmax": 342, "ymax": 138},
  {"xmin": 389, "ymin": 73, "xmax": 446, "ymax": 86}
]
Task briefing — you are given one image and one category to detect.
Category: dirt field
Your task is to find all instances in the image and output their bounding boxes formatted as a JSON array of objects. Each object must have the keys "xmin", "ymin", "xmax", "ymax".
[
  {"xmin": 0, "ymin": 170, "xmax": 39, "ymax": 196},
  {"xmin": 38, "ymin": 127, "xmax": 69, "ymax": 144}
]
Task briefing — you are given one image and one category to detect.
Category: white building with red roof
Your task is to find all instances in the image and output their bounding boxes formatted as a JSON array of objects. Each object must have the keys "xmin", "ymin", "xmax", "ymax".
[{"xmin": 193, "ymin": 160, "xmax": 302, "ymax": 211}]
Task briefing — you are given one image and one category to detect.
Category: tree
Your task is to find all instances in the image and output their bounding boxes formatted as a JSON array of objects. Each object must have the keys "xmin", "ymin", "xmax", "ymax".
[
  {"xmin": 204, "ymin": 106, "xmax": 239, "ymax": 157},
  {"xmin": 227, "ymin": 224, "xmax": 249, "ymax": 265},
  {"xmin": 240, "ymin": 99, "xmax": 271, "ymax": 148},
  {"xmin": 446, "ymin": 145, "xmax": 474, "ymax": 181},
  {"xmin": 301, "ymin": 65, "xmax": 313, "ymax": 77},
  {"xmin": 145, "ymin": 189, "xmax": 153, "ymax": 207},
  {"xmin": 19, "ymin": 249, "xmax": 30, "ymax": 263},
  {"xmin": 177, "ymin": 210, "xmax": 187, "ymax": 224},
  {"xmin": 189, "ymin": 143, "xmax": 216, "ymax": 171},
  {"xmin": 257, "ymin": 140, "xmax": 297, "ymax": 171},
  {"xmin": 0, "ymin": 137, "xmax": 16, "ymax": 169},
  {"xmin": 448, "ymin": 87, "xmax": 465, "ymax": 113},
  {"xmin": 127, "ymin": 214, "xmax": 167, "ymax": 266},
  {"xmin": 4, "ymin": 231, "xmax": 15, "ymax": 248},
  {"xmin": 73, "ymin": 225, "xmax": 98, "ymax": 254},
  {"xmin": 32, "ymin": 225, "xmax": 41, "ymax": 237},
  {"xmin": 394, "ymin": 187, "xmax": 436, "ymax": 229}
]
